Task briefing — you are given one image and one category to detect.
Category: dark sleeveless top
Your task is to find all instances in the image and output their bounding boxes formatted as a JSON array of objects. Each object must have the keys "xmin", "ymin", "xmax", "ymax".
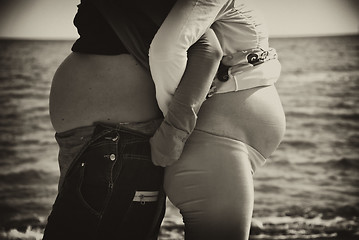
[
  {"xmin": 71, "ymin": 0, "xmax": 175, "ymax": 68},
  {"xmin": 71, "ymin": 0, "xmax": 128, "ymax": 55}
]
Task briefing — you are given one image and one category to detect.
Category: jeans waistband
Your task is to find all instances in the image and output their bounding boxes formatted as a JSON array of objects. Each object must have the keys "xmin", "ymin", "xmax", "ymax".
[
  {"xmin": 54, "ymin": 119, "xmax": 163, "ymax": 190},
  {"xmin": 55, "ymin": 119, "xmax": 163, "ymax": 140}
]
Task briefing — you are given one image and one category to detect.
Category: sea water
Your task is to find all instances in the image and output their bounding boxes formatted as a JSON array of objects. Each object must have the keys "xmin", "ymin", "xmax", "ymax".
[{"xmin": 0, "ymin": 35, "xmax": 358, "ymax": 240}]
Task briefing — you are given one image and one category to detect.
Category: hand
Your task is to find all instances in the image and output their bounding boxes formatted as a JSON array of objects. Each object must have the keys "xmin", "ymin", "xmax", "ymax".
[{"xmin": 150, "ymin": 120, "xmax": 188, "ymax": 167}]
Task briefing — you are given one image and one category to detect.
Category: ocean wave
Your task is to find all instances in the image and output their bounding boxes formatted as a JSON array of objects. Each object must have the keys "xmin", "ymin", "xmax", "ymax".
[
  {"xmin": 255, "ymin": 184, "xmax": 283, "ymax": 194},
  {"xmin": 0, "ymin": 207, "xmax": 357, "ymax": 240},
  {"xmin": 22, "ymin": 106, "xmax": 49, "ymax": 114},
  {"xmin": 0, "ymin": 91, "xmax": 49, "ymax": 101},
  {"xmin": 285, "ymin": 111, "xmax": 359, "ymax": 122},
  {"xmin": 0, "ymin": 169, "xmax": 54, "ymax": 185},
  {"xmin": 0, "ymin": 137, "xmax": 41, "ymax": 148},
  {"xmin": 293, "ymin": 157, "xmax": 359, "ymax": 170},
  {"xmin": 0, "ymin": 227, "xmax": 43, "ymax": 240},
  {"xmin": 0, "ymin": 112, "xmax": 19, "ymax": 120},
  {"xmin": 0, "ymin": 77, "xmax": 33, "ymax": 88},
  {"xmin": 328, "ymin": 157, "xmax": 359, "ymax": 170},
  {"xmin": 279, "ymin": 140, "xmax": 316, "ymax": 149},
  {"xmin": 274, "ymin": 204, "xmax": 359, "ymax": 220},
  {"xmin": 339, "ymin": 113, "xmax": 359, "ymax": 121},
  {"xmin": 334, "ymin": 101, "xmax": 359, "ymax": 110},
  {"xmin": 330, "ymin": 64, "xmax": 359, "ymax": 72},
  {"xmin": 310, "ymin": 157, "xmax": 359, "ymax": 171},
  {"xmin": 323, "ymin": 122, "xmax": 359, "ymax": 133},
  {"xmin": 250, "ymin": 215, "xmax": 359, "ymax": 240},
  {"xmin": 348, "ymin": 135, "xmax": 359, "ymax": 148},
  {"xmin": 160, "ymin": 211, "xmax": 359, "ymax": 239},
  {"xmin": 1, "ymin": 217, "xmax": 356, "ymax": 240}
]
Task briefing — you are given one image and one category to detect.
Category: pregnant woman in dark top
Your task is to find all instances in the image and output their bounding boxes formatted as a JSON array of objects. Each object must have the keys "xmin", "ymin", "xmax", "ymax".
[{"xmin": 43, "ymin": 1, "xmax": 175, "ymax": 239}]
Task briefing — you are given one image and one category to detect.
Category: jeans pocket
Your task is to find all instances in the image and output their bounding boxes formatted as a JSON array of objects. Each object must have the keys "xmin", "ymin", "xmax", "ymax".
[
  {"xmin": 121, "ymin": 201, "xmax": 161, "ymax": 238},
  {"xmin": 114, "ymin": 154, "xmax": 165, "ymax": 238},
  {"xmin": 43, "ymin": 162, "xmax": 102, "ymax": 240},
  {"xmin": 95, "ymin": 136, "xmax": 165, "ymax": 239},
  {"xmin": 78, "ymin": 140, "xmax": 117, "ymax": 214}
]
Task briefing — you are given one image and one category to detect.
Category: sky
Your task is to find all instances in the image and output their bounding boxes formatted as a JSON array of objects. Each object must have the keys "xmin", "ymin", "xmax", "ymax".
[{"xmin": 0, "ymin": 0, "xmax": 358, "ymax": 39}]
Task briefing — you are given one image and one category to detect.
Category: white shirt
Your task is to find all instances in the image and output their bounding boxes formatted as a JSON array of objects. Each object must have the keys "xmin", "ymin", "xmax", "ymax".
[{"xmin": 149, "ymin": 0, "xmax": 281, "ymax": 114}]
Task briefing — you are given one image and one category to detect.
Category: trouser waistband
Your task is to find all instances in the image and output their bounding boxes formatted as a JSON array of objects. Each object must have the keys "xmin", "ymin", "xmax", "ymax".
[
  {"xmin": 217, "ymin": 48, "xmax": 278, "ymax": 82},
  {"xmin": 208, "ymin": 48, "xmax": 280, "ymax": 97}
]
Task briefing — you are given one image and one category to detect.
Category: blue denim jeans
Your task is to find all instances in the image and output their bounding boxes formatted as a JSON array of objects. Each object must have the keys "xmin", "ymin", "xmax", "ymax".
[{"xmin": 43, "ymin": 121, "xmax": 165, "ymax": 240}]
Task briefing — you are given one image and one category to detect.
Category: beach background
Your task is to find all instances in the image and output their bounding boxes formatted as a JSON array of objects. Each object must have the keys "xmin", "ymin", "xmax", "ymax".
[{"xmin": 0, "ymin": 35, "xmax": 358, "ymax": 240}]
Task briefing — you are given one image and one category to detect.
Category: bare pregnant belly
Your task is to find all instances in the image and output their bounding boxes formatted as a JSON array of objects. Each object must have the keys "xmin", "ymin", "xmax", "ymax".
[
  {"xmin": 196, "ymin": 85, "xmax": 286, "ymax": 158},
  {"xmin": 49, "ymin": 53, "xmax": 162, "ymax": 133}
]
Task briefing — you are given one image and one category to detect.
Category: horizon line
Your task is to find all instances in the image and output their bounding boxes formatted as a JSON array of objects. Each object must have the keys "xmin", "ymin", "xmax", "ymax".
[{"xmin": 0, "ymin": 32, "xmax": 358, "ymax": 41}]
